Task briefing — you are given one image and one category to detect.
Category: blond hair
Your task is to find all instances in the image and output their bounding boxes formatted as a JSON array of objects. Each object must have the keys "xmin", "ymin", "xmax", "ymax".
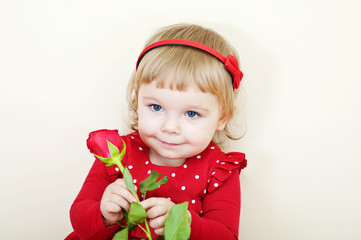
[{"xmin": 127, "ymin": 23, "xmax": 243, "ymax": 143}]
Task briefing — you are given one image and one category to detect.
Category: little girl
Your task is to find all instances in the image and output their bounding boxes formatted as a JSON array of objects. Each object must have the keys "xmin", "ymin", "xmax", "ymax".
[{"xmin": 66, "ymin": 23, "xmax": 247, "ymax": 240}]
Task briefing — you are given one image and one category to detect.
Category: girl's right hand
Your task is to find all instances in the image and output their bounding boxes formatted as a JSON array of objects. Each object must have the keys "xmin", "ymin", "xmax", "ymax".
[{"xmin": 100, "ymin": 179, "xmax": 137, "ymax": 226}]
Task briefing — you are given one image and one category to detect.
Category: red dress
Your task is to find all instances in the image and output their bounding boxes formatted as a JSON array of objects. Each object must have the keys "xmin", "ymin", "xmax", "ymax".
[{"xmin": 66, "ymin": 130, "xmax": 246, "ymax": 240}]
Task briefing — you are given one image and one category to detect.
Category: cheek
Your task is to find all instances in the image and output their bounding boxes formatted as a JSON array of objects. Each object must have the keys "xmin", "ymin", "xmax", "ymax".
[
  {"xmin": 138, "ymin": 111, "xmax": 158, "ymax": 134},
  {"xmin": 183, "ymin": 121, "xmax": 217, "ymax": 143}
]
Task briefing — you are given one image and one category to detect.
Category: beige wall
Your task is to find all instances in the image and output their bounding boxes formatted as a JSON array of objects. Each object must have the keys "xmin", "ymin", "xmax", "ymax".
[{"xmin": 1, "ymin": 0, "xmax": 360, "ymax": 239}]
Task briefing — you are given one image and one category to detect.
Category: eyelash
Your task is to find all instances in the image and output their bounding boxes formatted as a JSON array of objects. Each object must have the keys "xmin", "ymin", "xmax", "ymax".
[
  {"xmin": 186, "ymin": 111, "xmax": 199, "ymax": 118},
  {"xmin": 149, "ymin": 104, "xmax": 200, "ymax": 118}
]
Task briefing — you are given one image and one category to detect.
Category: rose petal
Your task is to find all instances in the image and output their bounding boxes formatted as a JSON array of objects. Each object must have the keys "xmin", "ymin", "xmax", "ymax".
[{"xmin": 87, "ymin": 129, "xmax": 123, "ymax": 157}]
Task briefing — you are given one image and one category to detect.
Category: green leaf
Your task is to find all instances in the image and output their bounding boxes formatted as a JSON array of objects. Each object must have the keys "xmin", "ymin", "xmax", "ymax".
[
  {"xmin": 119, "ymin": 140, "xmax": 126, "ymax": 159},
  {"xmin": 123, "ymin": 167, "xmax": 137, "ymax": 197},
  {"xmin": 139, "ymin": 170, "xmax": 169, "ymax": 196},
  {"xmin": 113, "ymin": 226, "xmax": 128, "ymax": 240},
  {"xmin": 122, "ymin": 212, "xmax": 136, "ymax": 231},
  {"xmin": 94, "ymin": 140, "xmax": 126, "ymax": 173},
  {"xmin": 147, "ymin": 176, "xmax": 168, "ymax": 192},
  {"xmin": 164, "ymin": 202, "xmax": 191, "ymax": 240},
  {"xmin": 139, "ymin": 171, "xmax": 160, "ymax": 194},
  {"xmin": 94, "ymin": 154, "xmax": 113, "ymax": 165},
  {"xmin": 127, "ymin": 202, "xmax": 147, "ymax": 225},
  {"xmin": 107, "ymin": 140, "xmax": 120, "ymax": 158}
]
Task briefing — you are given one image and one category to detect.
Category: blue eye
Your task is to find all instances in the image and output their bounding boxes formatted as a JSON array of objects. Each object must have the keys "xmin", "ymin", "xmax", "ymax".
[
  {"xmin": 186, "ymin": 111, "xmax": 198, "ymax": 118},
  {"xmin": 151, "ymin": 104, "xmax": 162, "ymax": 111}
]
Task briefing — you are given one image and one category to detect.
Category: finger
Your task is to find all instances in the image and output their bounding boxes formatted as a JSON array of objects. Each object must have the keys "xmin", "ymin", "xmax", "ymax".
[
  {"xmin": 110, "ymin": 182, "xmax": 137, "ymax": 203},
  {"xmin": 140, "ymin": 197, "xmax": 162, "ymax": 210},
  {"xmin": 105, "ymin": 201, "xmax": 122, "ymax": 213},
  {"xmin": 154, "ymin": 227, "xmax": 164, "ymax": 236},
  {"xmin": 101, "ymin": 202, "xmax": 124, "ymax": 225},
  {"xmin": 113, "ymin": 178, "xmax": 127, "ymax": 188},
  {"xmin": 140, "ymin": 198, "xmax": 174, "ymax": 219},
  {"xmin": 102, "ymin": 204, "xmax": 124, "ymax": 225},
  {"xmin": 114, "ymin": 179, "xmax": 138, "ymax": 191},
  {"xmin": 108, "ymin": 195, "xmax": 132, "ymax": 212},
  {"xmin": 149, "ymin": 214, "xmax": 167, "ymax": 229},
  {"xmin": 147, "ymin": 205, "xmax": 167, "ymax": 219}
]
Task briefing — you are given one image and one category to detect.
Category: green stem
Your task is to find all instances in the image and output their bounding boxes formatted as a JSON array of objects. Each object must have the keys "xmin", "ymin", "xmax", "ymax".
[
  {"xmin": 137, "ymin": 224, "xmax": 147, "ymax": 233},
  {"xmin": 144, "ymin": 220, "xmax": 153, "ymax": 240},
  {"xmin": 134, "ymin": 192, "xmax": 140, "ymax": 203},
  {"xmin": 137, "ymin": 223, "xmax": 152, "ymax": 239},
  {"xmin": 117, "ymin": 162, "xmax": 152, "ymax": 240}
]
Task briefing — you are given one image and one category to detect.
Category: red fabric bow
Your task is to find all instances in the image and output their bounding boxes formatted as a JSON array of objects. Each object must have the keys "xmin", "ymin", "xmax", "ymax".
[{"xmin": 224, "ymin": 55, "xmax": 243, "ymax": 90}]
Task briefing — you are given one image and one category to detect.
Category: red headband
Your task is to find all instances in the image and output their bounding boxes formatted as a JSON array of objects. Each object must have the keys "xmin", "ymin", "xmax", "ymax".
[{"xmin": 136, "ymin": 39, "xmax": 243, "ymax": 89}]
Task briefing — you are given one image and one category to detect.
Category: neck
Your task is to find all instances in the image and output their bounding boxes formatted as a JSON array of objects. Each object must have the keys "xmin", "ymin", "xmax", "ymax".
[{"xmin": 148, "ymin": 148, "xmax": 186, "ymax": 167}]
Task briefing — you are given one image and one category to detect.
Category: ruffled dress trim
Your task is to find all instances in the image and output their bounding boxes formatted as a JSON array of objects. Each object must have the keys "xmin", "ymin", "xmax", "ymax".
[{"xmin": 207, "ymin": 151, "xmax": 247, "ymax": 193}]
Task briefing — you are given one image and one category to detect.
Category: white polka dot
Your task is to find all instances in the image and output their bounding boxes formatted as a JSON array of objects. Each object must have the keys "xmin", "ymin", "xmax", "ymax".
[
  {"xmin": 183, "ymin": 164, "xmax": 187, "ymax": 168},
  {"xmin": 147, "ymin": 170, "xmax": 151, "ymax": 174},
  {"xmin": 212, "ymin": 171, "xmax": 216, "ymax": 175},
  {"xmin": 221, "ymin": 162, "xmax": 225, "ymax": 165},
  {"xmin": 195, "ymin": 175, "xmax": 199, "ymax": 179},
  {"xmin": 229, "ymin": 171, "xmax": 232, "ymax": 173},
  {"xmin": 128, "ymin": 165, "xmax": 133, "ymax": 169},
  {"xmin": 204, "ymin": 189, "xmax": 207, "ymax": 194},
  {"xmin": 200, "ymin": 210, "xmax": 203, "ymax": 215},
  {"xmin": 216, "ymin": 160, "xmax": 220, "ymax": 163},
  {"xmin": 145, "ymin": 161, "xmax": 149, "ymax": 165},
  {"xmin": 115, "ymin": 167, "xmax": 119, "ymax": 171},
  {"xmin": 181, "ymin": 186, "xmax": 186, "ymax": 190},
  {"xmin": 131, "ymin": 136, "xmax": 134, "ymax": 139},
  {"xmin": 167, "ymin": 197, "xmax": 171, "ymax": 201},
  {"xmin": 207, "ymin": 179, "xmax": 210, "ymax": 183},
  {"xmin": 171, "ymin": 173, "xmax": 176, "ymax": 177},
  {"xmin": 191, "ymin": 200, "xmax": 196, "ymax": 204},
  {"xmin": 133, "ymin": 179, "xmax": 137, "ymax": 183},
  {"xmin": 211, "ymin": 146, "xmax": 215, "ymax": 149},
  {"xmin": 197, "ymin": 155, "xmax": 201, "ymax": 159},
  {"xmin": 234, "ymin": 161, "xmax": 239, "ymax": 164},
  {"xmin": 139, "ymin": 147, "xmax": 143, "ymax": 151},
  {"xmin": 214, "ymin": 183, "xmax": 219, "ymax": 187}
]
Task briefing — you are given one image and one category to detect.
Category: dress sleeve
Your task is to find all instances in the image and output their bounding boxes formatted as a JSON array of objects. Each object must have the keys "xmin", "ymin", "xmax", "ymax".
[
  {"xmin": 189, "ymin": 152, "xmax": 246, "ymax": 240},
  {"xmin": 68, "ymin": 158, "xmax": 121, "ymax": 240}
]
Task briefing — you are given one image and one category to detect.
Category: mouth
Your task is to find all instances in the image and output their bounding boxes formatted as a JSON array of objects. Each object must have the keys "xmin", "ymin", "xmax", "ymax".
[{"xmin": 159, "ymin": 139, "xmax": 181, "ymax": 148}]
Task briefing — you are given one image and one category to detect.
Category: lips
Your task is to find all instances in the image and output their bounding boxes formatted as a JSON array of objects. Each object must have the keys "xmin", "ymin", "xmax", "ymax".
[
  {"xmin": 159, "ymin": 139, "xmax": 182, "ymax": 148},
  {"xmin": 161, "ymin": 140, "xmax": 179, "ymax": 146}
]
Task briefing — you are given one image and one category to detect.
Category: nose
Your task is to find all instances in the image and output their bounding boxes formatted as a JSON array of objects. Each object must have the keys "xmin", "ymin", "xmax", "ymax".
[{"xmin": 161, "ymin": 115, "xmax": 181, "ymax": 135}]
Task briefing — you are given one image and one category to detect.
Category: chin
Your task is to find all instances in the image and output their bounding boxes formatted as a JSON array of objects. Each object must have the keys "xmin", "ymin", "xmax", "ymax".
[{"xmin": 157, "ymin": 150, "xmax": 186, "ymax": 160}]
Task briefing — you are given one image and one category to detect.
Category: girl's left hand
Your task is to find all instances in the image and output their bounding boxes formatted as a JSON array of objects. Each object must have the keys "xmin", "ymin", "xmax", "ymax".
[{"xmin": 139, "ymin": 197, "xmax": 175, "ymax": 236}]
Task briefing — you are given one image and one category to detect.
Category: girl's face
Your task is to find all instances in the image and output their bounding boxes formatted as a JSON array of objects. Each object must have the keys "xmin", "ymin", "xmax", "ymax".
[{"xmin": 137, "ymin": 78, "xmax": 228, "ymax": 167}]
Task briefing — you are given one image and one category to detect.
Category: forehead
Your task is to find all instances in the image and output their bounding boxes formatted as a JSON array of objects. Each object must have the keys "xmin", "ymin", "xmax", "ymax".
[
  {"xmin": 144, "ymin": 71, "xmax": 204, "ymax": 93},
  {"xmin": 138, "ymin": 80, "xmax": 219, "ymax": 108}
]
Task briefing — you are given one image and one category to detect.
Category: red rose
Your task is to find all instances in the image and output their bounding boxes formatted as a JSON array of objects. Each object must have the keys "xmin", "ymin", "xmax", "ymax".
[{"xmin": 86, "ymin": 129, "xmax": 123, "ymax": 158}]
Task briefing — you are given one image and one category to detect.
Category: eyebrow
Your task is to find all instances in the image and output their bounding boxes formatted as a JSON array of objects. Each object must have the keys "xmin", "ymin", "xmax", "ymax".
[
  {"xmin": 141, "ymin": 96, "xmax": 160, "ymax": 102},
  {"xmin": 185, "ymin": 105, "xmax": 210, "ymax": 113}
]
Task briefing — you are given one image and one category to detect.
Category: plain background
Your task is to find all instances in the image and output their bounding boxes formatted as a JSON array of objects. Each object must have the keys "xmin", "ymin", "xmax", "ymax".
[{"xmin": 1, "ymin": 0, "xmax": 360, "ymax": 239}]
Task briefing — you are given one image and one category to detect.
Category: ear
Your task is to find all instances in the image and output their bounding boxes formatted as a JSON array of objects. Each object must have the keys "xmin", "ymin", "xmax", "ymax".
[{"xmin": 216, "ymin": 113, "xmax": 229, "ymax": 131}]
